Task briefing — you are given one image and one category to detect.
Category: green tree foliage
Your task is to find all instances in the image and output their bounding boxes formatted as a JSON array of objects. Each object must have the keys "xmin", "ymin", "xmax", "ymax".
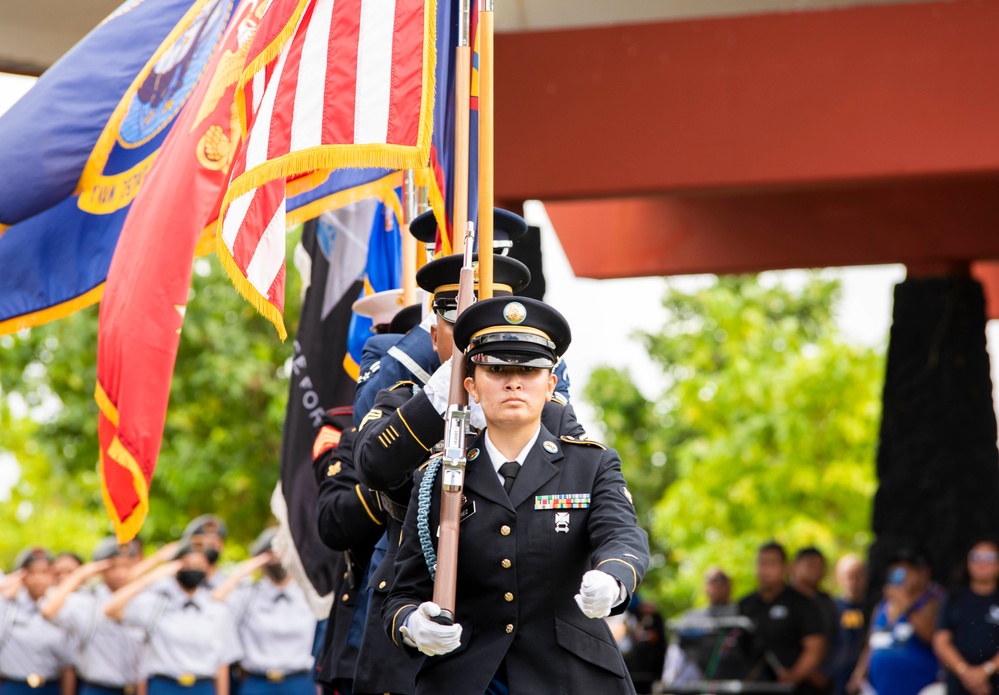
[
  {"xmin": 0, "ymin": 253, "xmax": 302, "ymax": 567},
  {"xmin": 584, "ymin": 275, "xmax": 884, "ymax": 614}
]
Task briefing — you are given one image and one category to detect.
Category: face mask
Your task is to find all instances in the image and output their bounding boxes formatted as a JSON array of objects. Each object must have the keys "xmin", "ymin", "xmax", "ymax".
[
  {"xmin": 204, "ymin": 548, "xmax": 220, "ymax": 565},
  {"xmin": 177, "ymin": 569, "xmax": 207, "ymax": 590},
  {"xmin": 265, "ymin": 563, "xmax": 288, "ymax": 583}
]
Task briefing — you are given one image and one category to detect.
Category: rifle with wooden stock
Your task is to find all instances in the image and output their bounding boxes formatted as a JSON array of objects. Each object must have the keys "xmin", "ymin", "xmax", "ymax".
[{"xmin": 431, "ymin": 222, "xmax": 476, "ymax": 625}]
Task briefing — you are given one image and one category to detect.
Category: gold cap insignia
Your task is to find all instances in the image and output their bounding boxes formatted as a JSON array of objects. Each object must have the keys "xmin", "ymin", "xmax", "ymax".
[{"xmin": 503, "ymin": 301, "xmax": 527, "ymax": 325}]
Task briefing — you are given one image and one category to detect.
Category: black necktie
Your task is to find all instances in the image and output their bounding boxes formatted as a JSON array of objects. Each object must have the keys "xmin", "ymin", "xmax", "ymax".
[
  {"xmin": 274, "ymin": 593, "xmax": 290, "ymax": 603},
  {"xmin": 499, "ymin": 461, "xmax": 520, "ymax": 494},
  {"xmin": 182, "ymin": 600, "xmax": 200, "ymax": 611}
]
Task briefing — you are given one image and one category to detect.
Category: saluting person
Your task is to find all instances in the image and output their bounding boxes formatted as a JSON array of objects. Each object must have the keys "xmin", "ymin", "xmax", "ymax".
[
  {"xmin": 384, "ymin": 296, "xmax": 650, "ymax": 695},
  {"xmin": 104, "ymin": 546, "xmax": 242, "ymax": 695},
  {"xmin": 212, "ymin": 529, "xmax": 316, "ymax": 695},
  {"xmin": 181, "ymin": 516, "xmax": 227, "ymax": 590},
  {"xmin": 0, "ymin": 548, "xmax": 73, "ymax": 695},
  {"xmin": 41, "ymin": 538, "xmax": 146, "ymax": 695}
]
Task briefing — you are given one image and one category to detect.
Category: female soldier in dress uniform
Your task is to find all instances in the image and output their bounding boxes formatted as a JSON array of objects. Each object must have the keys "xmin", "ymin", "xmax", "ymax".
[
  {"xmin": 0, "ymin": 548, "xmax": 73, "ymax": 695},
  {"xmin": 104, "ymin": 546, "xmax": 241, "ymax": 695},
  {"xmin": 384, "ymin": 297, "xmax": 650, "ymax": 695}
]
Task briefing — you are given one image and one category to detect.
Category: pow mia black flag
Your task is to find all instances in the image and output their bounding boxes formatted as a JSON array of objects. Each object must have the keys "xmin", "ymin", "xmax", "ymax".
[{"xmin": 272, "ymin": 203, "xmax": 379, "ymax": 614}]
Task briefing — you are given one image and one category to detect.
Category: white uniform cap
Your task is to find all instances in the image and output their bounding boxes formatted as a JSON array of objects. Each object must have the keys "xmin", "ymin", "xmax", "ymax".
[{"xmin": 352, "ymin": 288, "xmax": 406, "ymax": 325}]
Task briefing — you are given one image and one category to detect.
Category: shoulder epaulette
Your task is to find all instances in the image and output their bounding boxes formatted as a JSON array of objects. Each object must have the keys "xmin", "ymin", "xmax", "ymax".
[
  {"xmin": 560, "ymin": 434, "xmax": 606, "ymax": 450},
  {"xmin": 389, "ymin": 380, "xmax": 417, "ymax": 391},
  {"xmin": 549, "ymin": 392, "xmax": 568, "ymax": 406}
]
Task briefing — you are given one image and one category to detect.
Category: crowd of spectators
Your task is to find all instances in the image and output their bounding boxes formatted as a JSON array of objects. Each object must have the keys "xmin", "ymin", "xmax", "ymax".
[{"xmin": 615, "ymin": 539, "xmax": 999, "ymax": 695}]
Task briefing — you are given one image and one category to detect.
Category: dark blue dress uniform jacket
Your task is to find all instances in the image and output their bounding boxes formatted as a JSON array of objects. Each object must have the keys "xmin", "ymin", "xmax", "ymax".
[
  {"xmin": 312, "ymin": 418, "xmax": 392, "ymax": 690},
  {"xmin": 352, "ymin": 383, "xmax": 587, "ymax": 694},
  {"xmin": 382, "ymin": 424, "xmax": 649, "ymax": 695}
]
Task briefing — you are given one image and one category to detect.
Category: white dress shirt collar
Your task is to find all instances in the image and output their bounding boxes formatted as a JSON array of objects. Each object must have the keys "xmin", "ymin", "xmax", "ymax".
[{"xmin": 483, "ymin": 426, "xmax": 542, "ymax": 483}]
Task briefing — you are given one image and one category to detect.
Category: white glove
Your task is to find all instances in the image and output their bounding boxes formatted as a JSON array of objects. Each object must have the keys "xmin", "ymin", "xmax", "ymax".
[
  {"xmin": 424, "ymin": 358, "xmax": 486, "ymax": 428},
  {"xmin": 574, "ymin": 570, "xmax": 624, "ymax": 619},
  {"xmin": 423, "ymin": 358, "xmax": 453, "ymax": 414},
  {"xmin": 399, "ymin": 601, "xmax": 463, "ymax": 656}
]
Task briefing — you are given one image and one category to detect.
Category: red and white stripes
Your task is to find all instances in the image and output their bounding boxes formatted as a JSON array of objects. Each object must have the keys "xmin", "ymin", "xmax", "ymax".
[{"xmin": 217, "ymin": 0, "xmax": 435, "ymax": 338}]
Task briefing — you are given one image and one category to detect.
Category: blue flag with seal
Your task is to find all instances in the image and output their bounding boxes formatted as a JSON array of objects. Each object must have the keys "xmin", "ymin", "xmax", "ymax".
[{"xmin": 0, "ymin": 0, "xmax": 237, "ymax": 334}]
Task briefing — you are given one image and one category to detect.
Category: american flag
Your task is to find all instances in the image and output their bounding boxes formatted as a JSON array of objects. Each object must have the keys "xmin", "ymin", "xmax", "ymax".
[{"xmin": 216, "ymin": 0, "xmax": 439, "ymax": 339}]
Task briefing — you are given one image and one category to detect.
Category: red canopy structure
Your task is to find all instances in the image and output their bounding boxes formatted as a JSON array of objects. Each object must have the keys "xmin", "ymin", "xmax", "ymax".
[{"xmin": 492, "ymin": 0, "xmax": 999, "ymax": 311}]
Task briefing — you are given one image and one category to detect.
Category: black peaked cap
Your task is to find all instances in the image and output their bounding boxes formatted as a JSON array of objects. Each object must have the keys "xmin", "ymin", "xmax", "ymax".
[
  {"xmin": 453, "ymin": 297, "xmax": 571, "ymax": 367},
  {"xmin": 389, "ymin": 304, "xmax": 423, "ymax": 334},
  {"xmin": 409, "ymin": 208, "xmax": 529, "ymax": 246},
  {"xmin": 416, "ymin": 254, "xmax": 530, "ymax": 296}
]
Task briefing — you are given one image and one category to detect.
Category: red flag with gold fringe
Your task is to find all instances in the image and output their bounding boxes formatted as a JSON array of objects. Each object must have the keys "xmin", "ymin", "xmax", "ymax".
[{"xmin": 96, "ymin": 0, "xmax": 270, "ymax": 541}]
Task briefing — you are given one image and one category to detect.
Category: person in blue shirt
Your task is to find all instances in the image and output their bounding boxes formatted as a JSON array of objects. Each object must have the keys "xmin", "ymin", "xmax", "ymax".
[{"xmin": 849, "ymin": 548, "xmax": 942, "ymax": 695}]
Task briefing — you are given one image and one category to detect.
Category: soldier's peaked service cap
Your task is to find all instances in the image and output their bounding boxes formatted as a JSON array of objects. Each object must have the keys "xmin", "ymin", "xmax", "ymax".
[
  {"xmin": 454, "ymin": 297, "xmax": 570, "ymax": 370},
  {"xmin": 409, "ymin": 207, "xmax": 529, "ymax": 246},
  {"xmin": 417, "ymin": 254, "xmax": 530, "ymax": 300}
]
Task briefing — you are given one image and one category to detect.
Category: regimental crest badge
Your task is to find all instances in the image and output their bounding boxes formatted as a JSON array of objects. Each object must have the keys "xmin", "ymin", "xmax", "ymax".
[
  {"xmin": 543, "ymin": 441, "xmax": 558, "ymax": 454},
  {"xmin": 555, "ymin": 512, "xmax": 570, "ymax": 533},
  {"xmin": 467, "ymin": 448, "xmax": 480, "ymax": 461},
  {"xmin": 503, "ymin": 301, "xmax": 526, "ymax": 325}
]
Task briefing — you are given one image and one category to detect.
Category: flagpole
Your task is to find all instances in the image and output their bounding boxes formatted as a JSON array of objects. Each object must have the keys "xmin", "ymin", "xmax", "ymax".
[
  {"xmin": 416, "ymin": 183, "xmax": 431, "ymax": 270},
  {"xmin": 401, "ymin": 170, "xmax": 417, "ymax": 306},
  {"xmin": 477, "ymin": 0, "xmax": 494, "ymax": 299},
  {"xmin": 451, "ymin": 0, "xmax": 472, "ymax": 254}
]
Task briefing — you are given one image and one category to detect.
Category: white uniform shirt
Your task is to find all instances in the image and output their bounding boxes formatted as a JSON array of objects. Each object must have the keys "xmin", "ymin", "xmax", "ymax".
[
  {"xmin": 227, "ymin": 578, "xmax": 316, "ymax": 674},
  {"xmin": 0, "ymin": 588, "xmax": 74, "ymax": 680},
  {"xmin": 123, "ymin": 579, "xmax": 242, "ymax": 679},
  {"xmin": 45, "ymin": 584, "xmax": 146, "ymax": 686}
]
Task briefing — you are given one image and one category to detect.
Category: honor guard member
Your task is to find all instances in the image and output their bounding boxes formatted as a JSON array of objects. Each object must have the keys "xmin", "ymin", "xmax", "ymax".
[
  {"xmin": 181, "ymin": 516, "xmax": 227, "ymax": 589},
  {"xmin": 311, "ymin": 412, "xmax": 391, "ymax": 695},
  {"xmin": 352, "ymin": 255, "xmax": 585, "ymax": 695},
  {"xmin": 212, "ymin": 529, "xmax": 316, "ymax": 695},
  {"xmin": 352, "ymin": 208, "xmax": 571, "ymax": 425},
  {"xmin": 105, "ymin": 546, "xmax": 242, "ymax": 695},
  {"xmin": 384, "ymin": 297, "xmax": 650, "ymax": 695},
  {"xmin": 0, "ymin": 548, "xmax": 73, "ymax": 695},
  {"xmin": 41, "ymin": 539, "xmax": 146, "ymax": 695}
]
